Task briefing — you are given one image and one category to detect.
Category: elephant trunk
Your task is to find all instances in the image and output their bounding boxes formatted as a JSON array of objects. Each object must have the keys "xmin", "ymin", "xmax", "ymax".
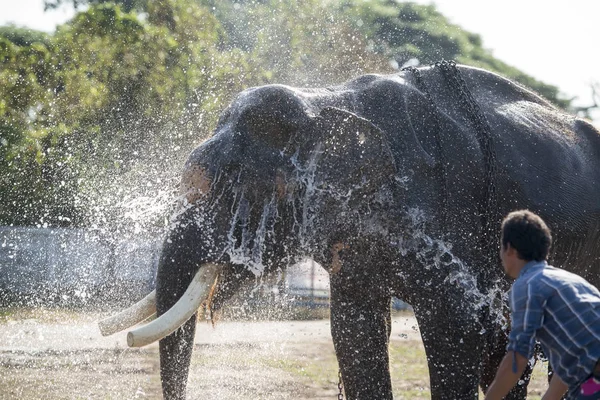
[
  {"xmin": 155, "ymin": 263, "xmax": 221, "ymax": 400},
  {"xmin": 154, "ymin": 212, "xmax": 223, "ymax": 400}
]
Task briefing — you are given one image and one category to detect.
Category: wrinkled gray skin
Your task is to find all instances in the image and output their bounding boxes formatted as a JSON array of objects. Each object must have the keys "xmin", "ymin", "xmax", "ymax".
[{"xmin": 155, "ymin": 64, "xmax": 600, "ymax": 399}]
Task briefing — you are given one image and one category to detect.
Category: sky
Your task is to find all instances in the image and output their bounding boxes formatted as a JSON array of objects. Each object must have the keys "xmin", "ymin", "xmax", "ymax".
[
  {"xmin": 0, "ymin": 0, "xmax": 598, "ymax": 122},
  {"xmin": 413, "ymin": 0, "xmax": 599, "ymax": 121},
  {"xmin": 0, "ymin": 0, "xmax": 75, "ymax": 32}
]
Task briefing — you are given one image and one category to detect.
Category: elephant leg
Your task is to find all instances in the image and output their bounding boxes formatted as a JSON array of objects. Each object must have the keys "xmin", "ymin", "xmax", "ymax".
[
  {"xmin": 330, "ymin": 279, "xmax": 392, "ymax": 399},
  {"xmin": 413, "ymin": 297, "xmax": 484, "ymax": 400}
]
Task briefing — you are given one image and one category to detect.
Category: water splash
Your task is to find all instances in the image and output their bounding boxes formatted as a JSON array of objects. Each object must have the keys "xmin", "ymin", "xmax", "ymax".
[
  {"xmin": 223, "ymin": 190, "xmax": 279, "ymax": 276},
  {"xmin": 394, "ymin": 207, "xmax": 508, "ymax": 329},
  {"xmin": 288, "ymin": 144, "xmax": 323, "ymax": 252}
]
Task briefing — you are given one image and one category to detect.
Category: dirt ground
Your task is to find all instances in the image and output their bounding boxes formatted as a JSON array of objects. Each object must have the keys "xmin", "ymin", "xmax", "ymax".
[{"xmin": 0, "ymin": 309, "xmax": 549, "ymax": 399}]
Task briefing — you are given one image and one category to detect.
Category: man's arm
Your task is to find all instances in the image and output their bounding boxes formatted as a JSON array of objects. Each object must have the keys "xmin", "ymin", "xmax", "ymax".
[
  {"xmin": 541, "ymin": 373, "xmax": 568, "ymax": 400},
  {"xmin": 486, "ymin": 280, "xmax": 545, "ymax": 399},
  {"xmin": 484, "ymin": 351, "xmax": 529, "ymax": 400}
]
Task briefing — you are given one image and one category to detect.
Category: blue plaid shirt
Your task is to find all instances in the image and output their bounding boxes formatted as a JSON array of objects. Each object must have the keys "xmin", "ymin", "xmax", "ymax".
[{"xmin": 507, "ymin": 260, "xmax": 600, "ymax": 395}]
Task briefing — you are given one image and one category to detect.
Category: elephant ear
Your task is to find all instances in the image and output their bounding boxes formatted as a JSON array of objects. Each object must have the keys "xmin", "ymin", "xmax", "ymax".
[{"xmin": 314, "ymin": 107, "xmax": 396, "ymax": 195}]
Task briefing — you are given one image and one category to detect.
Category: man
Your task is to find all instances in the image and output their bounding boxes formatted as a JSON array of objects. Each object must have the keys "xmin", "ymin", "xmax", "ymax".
[{"xmin": 485, "ymin": 210, "xmax": 600, "ymax": 400}]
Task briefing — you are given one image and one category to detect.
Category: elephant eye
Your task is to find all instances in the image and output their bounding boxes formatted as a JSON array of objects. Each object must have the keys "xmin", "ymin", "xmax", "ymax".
[{"xmin": 221, "ymin": 163, "xmax": 241, "ymax": 175}]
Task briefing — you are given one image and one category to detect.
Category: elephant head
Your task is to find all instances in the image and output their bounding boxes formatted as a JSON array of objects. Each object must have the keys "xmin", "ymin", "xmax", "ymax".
[{"xmin": 99, "ymin": 84, "xmax": 399, "ymax": 399}]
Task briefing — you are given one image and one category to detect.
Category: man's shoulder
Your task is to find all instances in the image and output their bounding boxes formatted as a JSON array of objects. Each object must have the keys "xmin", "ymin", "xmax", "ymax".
[
  {"xmin": 542, "ymin": 265, "xmax": 598, "ymax": 291},
  {"xmin": 539, "ymin": 264, "xmax": 581, "ymax": 283},
  {"xmin": 519, "ymin": 264, "xmax": 598, "ymax": 300}
]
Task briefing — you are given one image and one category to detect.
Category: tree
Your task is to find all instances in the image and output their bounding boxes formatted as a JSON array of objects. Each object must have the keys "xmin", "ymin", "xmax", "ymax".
[
  {"xmin": 0, "ymin": 25, "xmax": 51, "ymax": 47},
  {"xmin": 0, "ymin": 35, "xmax": 82, "ymax": 226},
  {"xmin": 0, "ymin": 2, "xmax": 242, "ymax": 227},
  {"xmin": 206, "ymin": 0, "xmax": 394, "ymax": 87},
  {"xmin": 1, "ymin": 0, "xmax": 579, "ymax": 228},
  {"xmin": 44, "ymin": 0, "xmax": 145, "ymax": 13},
  {"xmin": 340, "ymin": 0, "xmax": 570, "ymax": 109},
  {"xmin": 572, "ymin": 82, "xmax": 599, "ymax": 121}
]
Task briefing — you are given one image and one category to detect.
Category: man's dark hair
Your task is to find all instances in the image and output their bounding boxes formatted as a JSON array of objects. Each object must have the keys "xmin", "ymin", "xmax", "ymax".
[{"xmin": 501, "ymin": 210, "xmax": 552, "ymax": 261}]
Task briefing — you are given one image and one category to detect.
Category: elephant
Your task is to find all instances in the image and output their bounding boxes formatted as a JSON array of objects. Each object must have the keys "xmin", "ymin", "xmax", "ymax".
[{"xmin": 99, "ymin": 61, "xmax": 600, "ymax": 399}]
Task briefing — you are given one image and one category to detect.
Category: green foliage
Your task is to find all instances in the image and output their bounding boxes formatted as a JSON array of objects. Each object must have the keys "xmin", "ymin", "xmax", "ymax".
[
  {"xmin": 228, "ymin": 0, "xmax": 393, "ymax": 87},
  {"xmin": 0, "ymin": 26, "xmax": 51, "ymax": 47},
  {"xmin": 0, "ymin": 1, "xmax": 237, "ymax": 227},
  {"xmin": 343, "ymin": 1, "xmax": 464, "ymax": 61},
  {"xmin": 44, "ymin": 0, "xmax": 146, "ymax": 12},
  {"xmin": 0, "ymin": 0, "xmax": 575, "ymax": 228},
  {"xmin": 0, "ymin": 35, "xmax": 72, "ymax": 226}
]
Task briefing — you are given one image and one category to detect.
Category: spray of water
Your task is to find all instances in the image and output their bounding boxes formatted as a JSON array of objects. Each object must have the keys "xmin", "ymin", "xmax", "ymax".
[{"xmin": 394, "ymin": 206, "xmax": 508, "ymax": 330}]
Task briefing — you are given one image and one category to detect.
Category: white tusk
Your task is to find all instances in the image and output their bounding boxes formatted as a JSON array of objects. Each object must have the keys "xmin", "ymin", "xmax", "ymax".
[
  {"xmin": 127, "ymin": 263, "xmax": 221, "ymax": 348},
  {"xmin": 98, "ymin": 290, "xmax": 157, "ymax": 336}
]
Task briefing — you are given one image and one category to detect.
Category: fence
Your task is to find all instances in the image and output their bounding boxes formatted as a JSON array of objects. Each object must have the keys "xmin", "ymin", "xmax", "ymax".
[
  {"xmin": 0, "ymin": 227, "xmax": 158, "ymax": 306},
  {"xmin": 0, "ymin": 227, "xmax": 409, "ymax": 310}
]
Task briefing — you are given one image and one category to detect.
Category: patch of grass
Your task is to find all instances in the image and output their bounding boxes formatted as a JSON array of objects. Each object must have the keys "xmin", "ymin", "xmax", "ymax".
[
  {"xmin": 283, "ymin": 346, "xmax": 340, "ymax": 387},
  {"xmin": 390, "ymin": 340, "xmax": 431, "ymax": 399},
  {"xmin": 190, "ymin": 336, "xmax": 551, "ymax": 398},
  {"xmin": 0, "ymin": 306, "xmax": 101, "ymax": 323},
  {"xmin": 389, "ymin": 338, "xmax": 549, "ymax": 399},
  {"xmin": 527, "ymin": 361, "xmax": 550, "ymax": 400},
  {"xmin": 0, "ymin": 308, "xmax": 18, "ymax": 319}
]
